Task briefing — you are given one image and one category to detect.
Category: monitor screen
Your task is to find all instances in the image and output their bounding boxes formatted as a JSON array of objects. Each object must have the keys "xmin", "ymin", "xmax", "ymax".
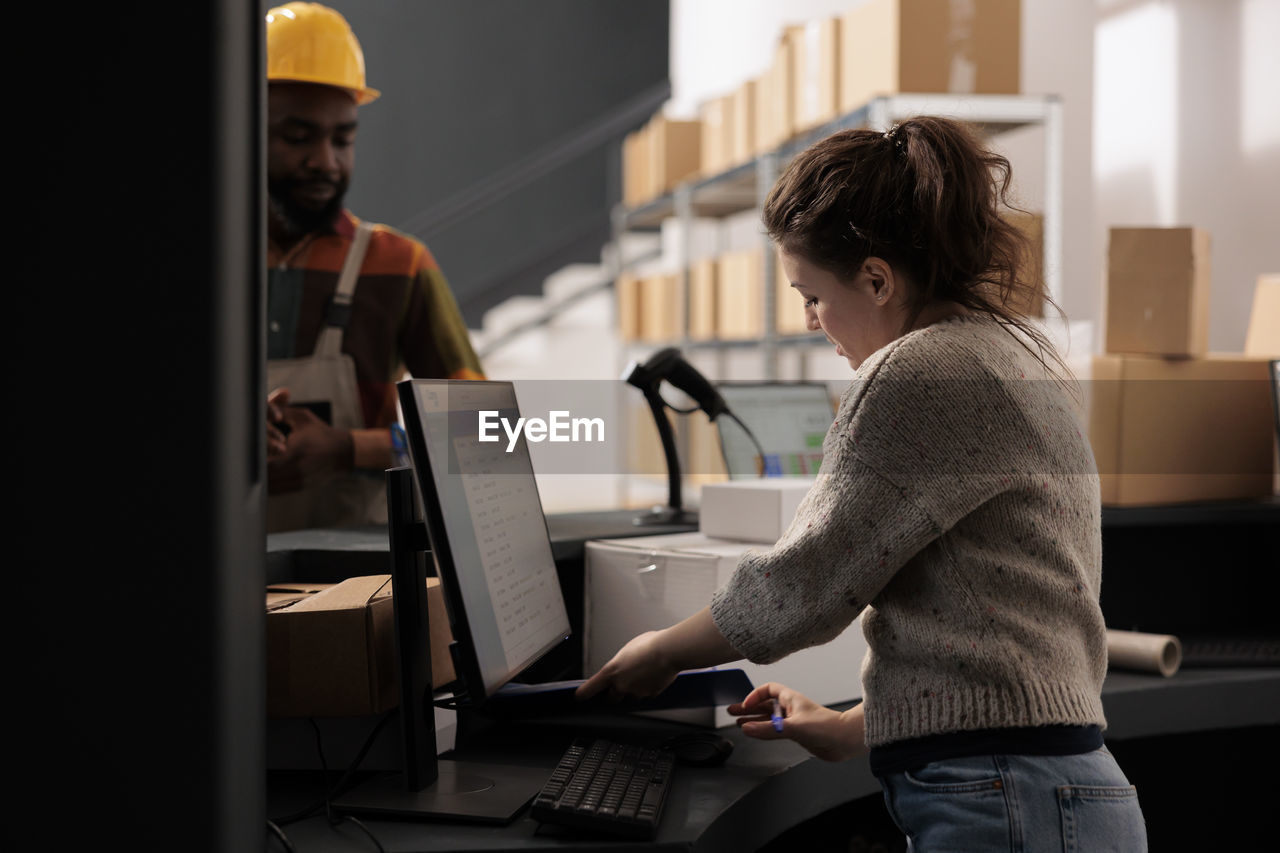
[
  {"xmin": 397, "ymin": 379, "xmax": 571, "ymax": 703},
  {"xmin": 715, "ymin": 382, "xmax": 835, "ymax": 478}
]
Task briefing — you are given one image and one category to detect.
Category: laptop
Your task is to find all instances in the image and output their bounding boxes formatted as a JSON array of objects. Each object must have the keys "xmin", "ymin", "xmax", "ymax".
[{"xmin": 714, "ymin": 381, "xmax": 835, "ymax": 479}]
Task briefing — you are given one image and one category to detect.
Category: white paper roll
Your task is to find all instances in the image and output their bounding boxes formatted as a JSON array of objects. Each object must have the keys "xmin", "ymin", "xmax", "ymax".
[{"xmin": 1106, "ymin": 629, "xmax": 1183, "ymax": 677}]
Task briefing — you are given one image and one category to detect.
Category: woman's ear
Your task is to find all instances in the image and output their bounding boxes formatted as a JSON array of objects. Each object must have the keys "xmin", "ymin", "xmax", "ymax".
[{"xmin": 863, "ymin": 257, "xmax": 896, "ymax": 305}]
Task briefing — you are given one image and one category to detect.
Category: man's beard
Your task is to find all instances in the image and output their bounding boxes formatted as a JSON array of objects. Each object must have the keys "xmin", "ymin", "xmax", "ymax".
[{"xmin": 267, "ymin": 176, "xmax": 347, "ymax": 239}]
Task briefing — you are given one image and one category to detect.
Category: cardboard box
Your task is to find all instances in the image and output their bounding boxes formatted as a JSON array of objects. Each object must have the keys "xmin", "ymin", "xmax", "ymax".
[
  {"xmin": 1105, "ymin": 227, "xmax": 1211, "ymax": 357},
  {"xmin": 615, "ymin": 272, "xmax": 642, "ymax": 341},
  {"xmin": 839, "ymin": 0, "xmax": 1021, "ymax": 114},
  {"xmin": 716, "ymin": 249, "xmax": 765, "ymax": 339},
  {"xmin": 622, "ymin": 115, "xmax": 701, "ymax": 205},
  {"xmin": 622, "ymin": 127, "xmax": 649, "ymax": 208},
  {"xmin": 647, "ymin": 116, "xmax": 701, "ymax": 198},
  {"xmin": 626, "ymin": 395, "xmax": 672, "ymax": 477},
  {"xmin": 1005, "ymin": 210, "xmax": 1045, "ymax": 318},
  {"xmin": 788, "ymin": 17, "xmax": 842, "ymax": 133},
  {"xmin": 585, "ymin": 532, "xmax": 867, "ymax": 728},
  {"xmin": 699, "ymin": 94, "xmax": 734, "ymax": 177},
  {"xmin": 1088, "ymin": 354, "xmax": 1276, "ymax": 506},
  {"xmin": 688, "ymin": 257, "xmax": 718, "ymax": 341},
  {"xmin": 267, "ymin": 575, "xmax": 455, "ymax": 718},
  {"xmin": 700, "ymin": 477, "xmax": 816, "ymax": 543},
  {"xmin": 730, "ymin": 78, "xmax": 758, "ymax": 167},
  {"xmin": 1244, "ymin": 273, "xmax": 1280, "ymax": 357},
  {"xmin": 639, "ymin": 272, "xmax": 684, "ymax": 343},
  {"xmin": 775, "ymin": 249, "xmax": 809, "ymax": 334},
  {"xmin": 756, "ymin": 32, "xmax": 796, "ymax": 153},
  {"xmin": 753, "ymin": 63, "xmax": 777, "ymax": 157},
  {"xmin": 685, "ymin": 411, "xmax": 729, "ymax": 484}
]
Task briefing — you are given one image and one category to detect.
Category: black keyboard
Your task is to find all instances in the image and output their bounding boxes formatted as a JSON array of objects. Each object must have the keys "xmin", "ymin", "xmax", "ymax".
[{"xmin": 530, "ymin": 737, "xmax": 676, "ymax": 839}]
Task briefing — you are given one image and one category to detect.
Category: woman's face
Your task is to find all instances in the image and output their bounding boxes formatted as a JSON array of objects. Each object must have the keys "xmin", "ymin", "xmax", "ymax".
[{"xmin": 780, "ymin": 250, "xmax": 903, "ymax": 370}]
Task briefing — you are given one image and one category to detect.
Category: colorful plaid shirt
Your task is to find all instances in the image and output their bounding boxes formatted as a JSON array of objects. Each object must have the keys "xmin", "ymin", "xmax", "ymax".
[{"xmin": 267, "ymin": 209, "xmax": 484, "ymax": 433}]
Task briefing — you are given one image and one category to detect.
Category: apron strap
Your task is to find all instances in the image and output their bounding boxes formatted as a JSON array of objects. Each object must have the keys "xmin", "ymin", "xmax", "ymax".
[{"xmin": 316, "ymin": 220, "xmax": 375, "ymax": 358}]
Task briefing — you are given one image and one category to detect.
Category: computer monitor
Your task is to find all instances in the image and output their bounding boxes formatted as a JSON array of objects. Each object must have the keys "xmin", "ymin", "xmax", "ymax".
[
  {"xmin": 398, "ymin": 379, "xmax": 572, "ymax": 705},
  {"xmin": 332, "ymin": 379, "xmax": 571, "ymax": 824},
  {"xmin": 1271, "ymin": 360, "xmax": 1279, "ymax": 446},
  {"xmin": 714, "ymin": 382, "xmax": 835, "ymax": 478}
]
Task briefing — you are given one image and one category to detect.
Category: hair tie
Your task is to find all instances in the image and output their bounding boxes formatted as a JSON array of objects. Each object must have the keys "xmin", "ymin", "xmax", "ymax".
[{"xmin": 883, "ymin": 124, "xmax": 907, "ymax": 156}]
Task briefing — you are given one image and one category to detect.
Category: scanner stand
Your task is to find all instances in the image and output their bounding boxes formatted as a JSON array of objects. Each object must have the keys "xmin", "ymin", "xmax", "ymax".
[
  {"xmin": 635, "ymin": 388, "xmax": 699, "ymax": 526},
  {"xmin": 331, "ymin": 467, "xmax": 547, "ymax": 824}
]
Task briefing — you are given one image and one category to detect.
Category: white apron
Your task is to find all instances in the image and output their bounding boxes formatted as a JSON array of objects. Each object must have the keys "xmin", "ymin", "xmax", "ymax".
[{"xmin": 267, "ymin": 222, "xmax": 388, "ymax": 532}]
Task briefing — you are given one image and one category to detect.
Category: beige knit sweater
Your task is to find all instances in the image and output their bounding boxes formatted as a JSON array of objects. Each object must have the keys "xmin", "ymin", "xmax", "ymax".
[{"xmin": 710, "ymin": 315, "xmax": 1108, "ymax": 748}]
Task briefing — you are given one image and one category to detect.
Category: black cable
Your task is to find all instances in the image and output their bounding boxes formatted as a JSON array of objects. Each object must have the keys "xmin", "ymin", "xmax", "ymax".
[
  {"xmin": 724, "ymin": 411, "xmax": 768, "ymax": 477},
  {"xmin": 329, "ymin": 813, "xmax": 388, "ymax": 853},
  {"xmin": 310, "ymin": 716, "xmax": 331, "ymax": 782},
  {"xmin": 266, "ymin": 819, "xmax": 297, "ymax": 852},
  {"xmin": 270, "ymin": 711, "xmax": 396, "ymax": 826}
]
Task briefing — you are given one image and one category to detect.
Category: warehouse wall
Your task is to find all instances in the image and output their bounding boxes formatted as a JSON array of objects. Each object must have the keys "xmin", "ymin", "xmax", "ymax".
[
  {"xmin": 325, "ymin": 0, "xmax": 671, "ymax": 326},
  {"xmin": 1094, "ymin": 0, "xmax": 1280, "ymax": 352}
]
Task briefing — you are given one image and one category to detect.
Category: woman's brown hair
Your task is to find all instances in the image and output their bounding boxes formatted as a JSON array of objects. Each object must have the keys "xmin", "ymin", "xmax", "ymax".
[{"xmin": 762, "ymin": 116, "xmax": 1066, "ymax": 377}]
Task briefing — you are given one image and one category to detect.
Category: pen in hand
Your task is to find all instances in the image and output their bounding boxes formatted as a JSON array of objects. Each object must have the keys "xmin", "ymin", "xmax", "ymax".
[{"xmin": 771, "ymin": 698, "xmax": 784, "ymax": 732}]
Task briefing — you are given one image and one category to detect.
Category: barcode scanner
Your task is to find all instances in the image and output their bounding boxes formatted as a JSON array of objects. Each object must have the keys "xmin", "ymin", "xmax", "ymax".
[{"xmin": 623, "ymin": 347, "xmax": 729, "ymax": 421}]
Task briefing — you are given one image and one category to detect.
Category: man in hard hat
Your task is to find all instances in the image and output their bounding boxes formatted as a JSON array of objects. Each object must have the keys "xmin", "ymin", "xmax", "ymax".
[{"xmin": 264, "ymin": 2, "xmax": 484, "ymax": 532}]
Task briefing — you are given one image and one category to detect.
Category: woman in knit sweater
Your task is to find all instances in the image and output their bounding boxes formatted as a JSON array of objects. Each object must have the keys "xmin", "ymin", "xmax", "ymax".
[{"xmin": 578, "ymin": 116, "xmax": 1147, "ymax": 851}]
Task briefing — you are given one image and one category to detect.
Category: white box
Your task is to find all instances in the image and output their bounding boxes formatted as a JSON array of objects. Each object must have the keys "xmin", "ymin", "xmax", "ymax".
[
  {"xmin": 660, "ymin": 215, "xmax": 724, "ymax": 265},
  {"xmin": 699, "ymin": 477, "xmax": 815, "ymax": 543},
  {"xmin": 584, "ymin": 531, "xmax": 866, "ymax": 728}
]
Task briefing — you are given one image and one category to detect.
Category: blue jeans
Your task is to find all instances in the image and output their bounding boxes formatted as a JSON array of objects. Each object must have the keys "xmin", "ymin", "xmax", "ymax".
[{"xmin": 879, "ymin": 747, "xmax": 1148, "ymax": 852}]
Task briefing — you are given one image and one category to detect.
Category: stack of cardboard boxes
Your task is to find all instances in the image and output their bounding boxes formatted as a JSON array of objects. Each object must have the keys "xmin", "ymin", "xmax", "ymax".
[
  {"xmin": 624, "ymin": 0, "xmax": 1022, "ymax": 209},
  {"xmin": 1089, "ymin": 227, "xmax": 1278, "ymax": 506},
  {"xmin": 619, "ymin": 0, "xmax": 1025, "ymax": 346},
  {"xmin": 621, "ymin": 115, "xmax": 702, "ymax": 209}
]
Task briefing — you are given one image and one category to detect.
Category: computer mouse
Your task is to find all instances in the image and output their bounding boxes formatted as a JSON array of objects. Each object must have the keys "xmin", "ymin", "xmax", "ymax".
[{"xmin": 661, "ymin": 732, "xmax": 734, "ymax": 767}]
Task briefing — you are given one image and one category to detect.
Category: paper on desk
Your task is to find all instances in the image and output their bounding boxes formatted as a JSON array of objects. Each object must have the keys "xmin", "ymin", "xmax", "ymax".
[{"xmin": 485, "ymin": 667, "xmax": 754, "ymax": 717}]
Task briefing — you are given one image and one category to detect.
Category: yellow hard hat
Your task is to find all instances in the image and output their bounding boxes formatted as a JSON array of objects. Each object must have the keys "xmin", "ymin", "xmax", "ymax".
[{"xmin": 265, "ymin": 2, "xmax": 380, "ymax": 105}]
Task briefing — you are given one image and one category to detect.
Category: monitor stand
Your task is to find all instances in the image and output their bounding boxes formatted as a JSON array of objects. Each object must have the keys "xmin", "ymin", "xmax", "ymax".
[{"xmin": 331, "ymin": 467, "xmax": 548, "ymax": 824}]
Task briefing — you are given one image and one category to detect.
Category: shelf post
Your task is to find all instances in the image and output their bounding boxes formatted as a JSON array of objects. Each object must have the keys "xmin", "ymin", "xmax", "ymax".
[
  {"xmin": 757, "ymin": 151, "xmax": 781, "ymax": 381},
  {"xmin": 674, "ymin": 185, "xmax": 694, "ymax": 345},
  {"xmin": 1043, "ymin": 95, "xmax": 1065, "ymax": 313}
]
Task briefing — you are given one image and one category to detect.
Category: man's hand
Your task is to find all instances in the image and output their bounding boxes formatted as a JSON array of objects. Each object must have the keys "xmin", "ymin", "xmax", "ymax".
[
  {"xmin": 728, "ymin": 682, "xmax": 867, "ymax": 763},
  {"xmin": 267, "ymin": 403, "xmax": 355, "ymax": 494},
  {"xmin": 575, "ymin": 630, "xmax": 681, "ymax": 703},
  {"xmin": 267, "ymin": 388, "xmax": 291, "ymax": 458}
]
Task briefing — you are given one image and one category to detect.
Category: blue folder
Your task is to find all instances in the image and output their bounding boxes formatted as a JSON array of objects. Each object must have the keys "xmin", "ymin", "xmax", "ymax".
[{"xmin": 483, "ymin": 668, "xmax": 754, "ymax": 717}]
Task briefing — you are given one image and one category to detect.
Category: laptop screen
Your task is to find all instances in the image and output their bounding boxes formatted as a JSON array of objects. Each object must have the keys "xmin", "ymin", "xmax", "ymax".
[{"xmin": 715, "ymin": 382, "xmax": 835, "ymax": 479}]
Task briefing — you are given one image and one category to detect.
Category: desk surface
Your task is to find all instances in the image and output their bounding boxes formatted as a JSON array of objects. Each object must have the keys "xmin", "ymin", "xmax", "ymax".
[
  {"xmin": 266, "ymin": 509, "xmax": 699, "ymax": 585},
  {"xmin": 266, "ymin": 667, "xmax": 1280, "ymax": 853}
]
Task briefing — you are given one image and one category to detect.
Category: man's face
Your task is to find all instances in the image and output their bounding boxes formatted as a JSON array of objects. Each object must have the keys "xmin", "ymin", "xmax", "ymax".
[{"xmin": 267, "ymin": 83, "xmax": 358, "ymax": 238}]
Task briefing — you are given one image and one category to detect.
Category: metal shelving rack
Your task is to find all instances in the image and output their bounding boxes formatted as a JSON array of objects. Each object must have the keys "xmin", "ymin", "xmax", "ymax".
[{"xmin": 610, "ymin": 93, "xmax": 1065, "ymax": 380}]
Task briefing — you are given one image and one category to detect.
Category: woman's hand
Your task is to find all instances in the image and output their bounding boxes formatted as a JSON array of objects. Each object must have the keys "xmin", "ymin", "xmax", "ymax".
[
  {"xmin": 727, "ymin": 682, "xmax": 867, "ymax": 763},
  {"xmin": 575, "ymin": 630, "xmax": 680, "ymax": 702},
  {"xmin": 576, "ymin": 607, "xmax": 742, "ymax": 704}
]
